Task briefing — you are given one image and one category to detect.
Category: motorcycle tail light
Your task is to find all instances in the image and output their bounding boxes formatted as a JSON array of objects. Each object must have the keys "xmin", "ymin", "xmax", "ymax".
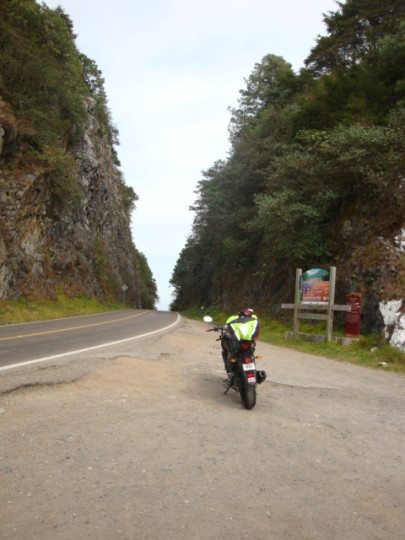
[
  {"xmin": 247, "ymin": 373, "xmax": 256, "ymax": 384},
  {"xmin": 244, "ymin": 357, "xmax": 252, "ymax": 363}
]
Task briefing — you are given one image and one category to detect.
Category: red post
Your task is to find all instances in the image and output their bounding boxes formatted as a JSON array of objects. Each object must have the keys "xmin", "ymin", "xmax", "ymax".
[{"xmin": 345, "ymin": 293, "xmax": 361, "ymax": 338}]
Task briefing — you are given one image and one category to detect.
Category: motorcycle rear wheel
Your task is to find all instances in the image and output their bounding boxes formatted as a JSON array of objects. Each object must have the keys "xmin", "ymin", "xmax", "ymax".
[{"xmin": 236, "ymin": 366, "xmax": 256, "ymax": 410}]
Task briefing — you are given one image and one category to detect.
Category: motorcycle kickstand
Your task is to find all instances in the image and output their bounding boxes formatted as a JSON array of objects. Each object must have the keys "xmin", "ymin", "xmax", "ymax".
[{"xmin": 223, "ymin": 376, "xmax": 235, "ymax": 395}]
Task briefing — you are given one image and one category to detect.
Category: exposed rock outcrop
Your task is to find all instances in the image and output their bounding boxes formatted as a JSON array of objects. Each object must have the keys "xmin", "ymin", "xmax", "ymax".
[
  {"xmin": 0, "ymin": 1, "xmax": 156, "ymax": 308},
  {"xmin": 0, "ymin": 97, "xmax": 155, "ymax": 307},
  {"xmin": 326, "ymin": 216, "xmax": 404, "ymax": 349}
]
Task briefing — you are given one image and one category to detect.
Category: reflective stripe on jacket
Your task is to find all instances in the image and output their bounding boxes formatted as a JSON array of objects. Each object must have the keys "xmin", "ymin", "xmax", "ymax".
[{"xmin": 225, "ymin": 314, "xmax": 260, "ymax": 341}]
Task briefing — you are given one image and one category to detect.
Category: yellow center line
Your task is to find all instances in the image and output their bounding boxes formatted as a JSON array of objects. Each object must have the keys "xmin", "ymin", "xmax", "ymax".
[{"xmin": 0, "ymin": 312, "xmax": 148, "ymax": 341}]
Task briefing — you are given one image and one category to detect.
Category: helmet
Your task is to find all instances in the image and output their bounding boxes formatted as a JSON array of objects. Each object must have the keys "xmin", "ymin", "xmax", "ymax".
[
  {"xmin": 238, "ymin": 308, "xmax": 254, "ymax": 317},
  {"xmin": 256, "ymin": 370, "xmax": 266, "ymax": 384}
]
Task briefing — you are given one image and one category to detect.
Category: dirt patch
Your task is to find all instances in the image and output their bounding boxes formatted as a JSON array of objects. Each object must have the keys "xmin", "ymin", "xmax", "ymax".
[{"xmin": 1, "ymin": 318, "xmax": 404, "ymax": 539}]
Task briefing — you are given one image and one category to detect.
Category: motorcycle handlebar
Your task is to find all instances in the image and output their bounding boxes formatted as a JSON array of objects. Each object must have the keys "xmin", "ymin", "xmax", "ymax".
[{"xmin": 206, "ymin": 325, "xmax": 226, "ymax": 333}]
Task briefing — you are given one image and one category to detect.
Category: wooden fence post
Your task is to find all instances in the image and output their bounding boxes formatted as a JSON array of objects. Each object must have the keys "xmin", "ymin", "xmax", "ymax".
[
  {"xmin": 293, "ymin": 268, "xmax": 302, "ymax": 340},
  {"xmin": 326, "ymin": 266, "xmax": 336, "ymax": 342}
]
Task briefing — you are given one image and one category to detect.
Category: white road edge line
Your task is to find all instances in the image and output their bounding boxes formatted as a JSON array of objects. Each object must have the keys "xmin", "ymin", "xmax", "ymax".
[{"xmin": 0, "ymin": 312, "xmax": 181, "ymax": 372}]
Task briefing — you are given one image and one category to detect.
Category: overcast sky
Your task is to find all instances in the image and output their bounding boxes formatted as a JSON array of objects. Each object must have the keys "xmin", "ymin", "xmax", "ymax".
[{"xmin": 43, "ymin": 0, "xmax": 337, "ymax": 310}]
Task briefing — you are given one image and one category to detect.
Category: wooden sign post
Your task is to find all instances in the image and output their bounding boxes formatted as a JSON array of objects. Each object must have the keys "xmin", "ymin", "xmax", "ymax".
[{"xmin": 282, "ymin": 267, "xmax": 351, "ymax": 343}]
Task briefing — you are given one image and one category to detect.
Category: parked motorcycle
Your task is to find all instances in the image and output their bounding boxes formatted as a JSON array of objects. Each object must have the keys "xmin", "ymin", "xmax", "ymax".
[{"xmin": 204, "ymin": 316, "xmax": 266, "ymax": 410}]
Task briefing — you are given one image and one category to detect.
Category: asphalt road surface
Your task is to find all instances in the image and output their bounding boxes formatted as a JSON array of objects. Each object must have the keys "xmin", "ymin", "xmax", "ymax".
[
  {"xmin": 0, "ymin": 309, "xmax": 179, "ymax": 369},
  {"xmin": 1, "ymin": 317, "xmax": 404, "ymax": 539}
]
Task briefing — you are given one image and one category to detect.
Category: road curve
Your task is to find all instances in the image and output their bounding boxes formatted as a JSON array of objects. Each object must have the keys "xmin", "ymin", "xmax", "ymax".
[{"xmin": 0, "ymin": 309, "xmax": 180, "ymax": 370}]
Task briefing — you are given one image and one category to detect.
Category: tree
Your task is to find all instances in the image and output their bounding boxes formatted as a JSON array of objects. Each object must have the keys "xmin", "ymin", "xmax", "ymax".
[
  {"xmin": 229, "ymin": 54, "xmax": 298, "ymax": 144},
  {"xmin": 305, "ymin": 0, "xmax": 405, "ymax": 75},
  {"xmin": 171, "ymin": 0, "xmax": 405, "ymax": 317}
]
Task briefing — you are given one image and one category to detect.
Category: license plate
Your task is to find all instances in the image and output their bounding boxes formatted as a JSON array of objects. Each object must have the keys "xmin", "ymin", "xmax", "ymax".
[{"xmin": 243, "ymin": 362, "xmax": 255, "ymax": 371}]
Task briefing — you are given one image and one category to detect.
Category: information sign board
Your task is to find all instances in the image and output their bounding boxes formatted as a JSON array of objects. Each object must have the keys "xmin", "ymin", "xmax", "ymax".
[{"xmin": 300, "ymin": 268, "xmax": 329, "ymax": 304}]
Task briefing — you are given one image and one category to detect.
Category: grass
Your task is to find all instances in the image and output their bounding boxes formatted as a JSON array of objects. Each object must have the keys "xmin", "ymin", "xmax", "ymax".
[
  {"xmin": 0, "ymin": 294, "xmax": 125, "ymax": 325},
  {"xmin": 183, "ymin": 306, "xmax": 405, "ymax": 373}
]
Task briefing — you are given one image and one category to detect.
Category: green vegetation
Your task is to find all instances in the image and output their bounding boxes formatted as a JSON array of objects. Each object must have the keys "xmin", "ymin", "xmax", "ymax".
[
  {"xmin": 0, "ymin": 0, "xmax": 108, "ymax": 149},
  {"xmin": 0, "ymin": 294, "xmax": 125, "ymax": 325},
  {"xmin": 135, "ymin": 251, "xmax": 160, "ymax": 309},
  {"xmin": 170, "ymin": 0, "xmax": 405, "ymax": 340},
  {"xmin": 43, "ymin": 146, "xmax": 84, "ymax": 209},
  {"xmin": 184, "ymin": 307, "xmax": 405, "ymax": 372},
  {"xmin": 0, "ymin": 0, "xmax": 119, "ymax": 189},
  {"xmin": 93, "ymin": 235, "xmax": 117, "ymax": 298}
]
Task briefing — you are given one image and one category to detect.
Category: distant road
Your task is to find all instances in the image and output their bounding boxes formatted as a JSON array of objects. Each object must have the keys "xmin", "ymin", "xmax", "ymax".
[{"xmin": 0, "ymin": 309, "xmax": 180, "ymax": 370}]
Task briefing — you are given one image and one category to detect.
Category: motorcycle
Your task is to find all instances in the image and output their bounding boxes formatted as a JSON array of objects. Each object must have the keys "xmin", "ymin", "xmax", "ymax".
[{"xmin": 204, "ymin": 316, "xmax": 266, "ymax": 410}]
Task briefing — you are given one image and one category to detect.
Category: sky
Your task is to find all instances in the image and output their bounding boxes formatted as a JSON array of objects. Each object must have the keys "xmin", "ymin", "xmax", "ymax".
[{"xmin": 43, "ymin": 0, "xmax": 338, "ymax": 310}]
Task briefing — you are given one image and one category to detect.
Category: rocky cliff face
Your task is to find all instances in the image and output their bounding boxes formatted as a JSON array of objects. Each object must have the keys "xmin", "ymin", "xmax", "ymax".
[
  {"xmin": 333, "ymin": 222, "xmax": 405, "ymax": 351},
  {"xmin": 0, "ymin": 96, "xmax": 156, "ymax": 307}
]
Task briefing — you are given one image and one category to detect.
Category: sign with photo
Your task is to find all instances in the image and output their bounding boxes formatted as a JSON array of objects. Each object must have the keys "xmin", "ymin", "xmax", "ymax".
[{"xmin": 300, "ymin": 268, "xmax": 330, "ymax": 304}]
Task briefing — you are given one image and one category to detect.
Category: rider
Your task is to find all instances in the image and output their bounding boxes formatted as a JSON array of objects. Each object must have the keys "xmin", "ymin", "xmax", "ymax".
[
  {"xmin": 221, "ymin": 309, "xmax": 266, "ymax": 383},
  {"xmin": 225, "ymin": 309, "xmax": 260, "ymax": 345}
]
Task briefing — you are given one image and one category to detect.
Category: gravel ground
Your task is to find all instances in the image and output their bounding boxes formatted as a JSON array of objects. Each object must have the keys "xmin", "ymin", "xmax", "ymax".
[{"xmin": 1, "ymin": 317, "xmax": 404, "ymax": 540}]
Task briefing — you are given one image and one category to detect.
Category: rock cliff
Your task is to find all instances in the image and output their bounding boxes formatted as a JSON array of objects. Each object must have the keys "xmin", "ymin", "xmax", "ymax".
[
  {"xmin": 332, "ymin": 222, "xmax": 405, "ymax": 351},
  {"xmin": 0, "ymin": 1, "xmax": 157, "ymax": 308},
  {"xmin": 0, "ymin": 95, "xmax": 156, "ymax": 307}
]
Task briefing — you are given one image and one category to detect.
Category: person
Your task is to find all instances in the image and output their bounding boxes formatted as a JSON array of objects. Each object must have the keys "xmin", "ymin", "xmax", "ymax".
[
  {"xmin": 225, "ymin": 309, "xmax": 260, "ymax": 344},
  {"xmin": 221, "ymin": 309, "xmax": 266, "ymax": 383},
  {"xmin": 221, "ymin": 309, "xmax": 260, "ymax": 358}
]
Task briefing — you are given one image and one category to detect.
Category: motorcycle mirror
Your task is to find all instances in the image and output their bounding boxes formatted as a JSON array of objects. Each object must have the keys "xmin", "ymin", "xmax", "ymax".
[{"xmin": 203, "ymin": 316, "xmax": 213, "ymax": 323}]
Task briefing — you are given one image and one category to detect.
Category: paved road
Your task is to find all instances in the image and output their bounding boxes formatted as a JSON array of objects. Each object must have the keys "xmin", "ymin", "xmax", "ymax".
[
  {"xmin": 0, "ymin": 318, "xmax": 404, "ymax": 539},
  {"xmin": 0, "ymin": 310, "xmax": 179, "ymax": 369}
]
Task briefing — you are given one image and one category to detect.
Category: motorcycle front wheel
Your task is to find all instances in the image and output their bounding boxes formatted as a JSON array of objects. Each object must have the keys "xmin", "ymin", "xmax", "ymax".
[{"xmin": 235, "ymin": 365, "xmax": 256, "ymax": 410}]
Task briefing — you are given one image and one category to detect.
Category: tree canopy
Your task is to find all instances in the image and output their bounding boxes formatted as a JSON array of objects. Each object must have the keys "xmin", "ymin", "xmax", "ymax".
[{"xmin": 170, "ymin": 0, "xmax": 405, "ymax": 322}]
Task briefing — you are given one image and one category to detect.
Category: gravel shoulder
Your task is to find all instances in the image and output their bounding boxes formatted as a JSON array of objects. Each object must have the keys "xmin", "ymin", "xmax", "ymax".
[{"xmin": 1, "ymin": 317, "xmax": 404, "ymax": 539}]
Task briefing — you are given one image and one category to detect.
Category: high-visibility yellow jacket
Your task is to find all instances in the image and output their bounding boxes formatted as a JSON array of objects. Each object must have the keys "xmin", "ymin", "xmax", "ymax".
[{"xmin": 225, "ymin": 313, "xmax": 260, "ymax": 341}]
